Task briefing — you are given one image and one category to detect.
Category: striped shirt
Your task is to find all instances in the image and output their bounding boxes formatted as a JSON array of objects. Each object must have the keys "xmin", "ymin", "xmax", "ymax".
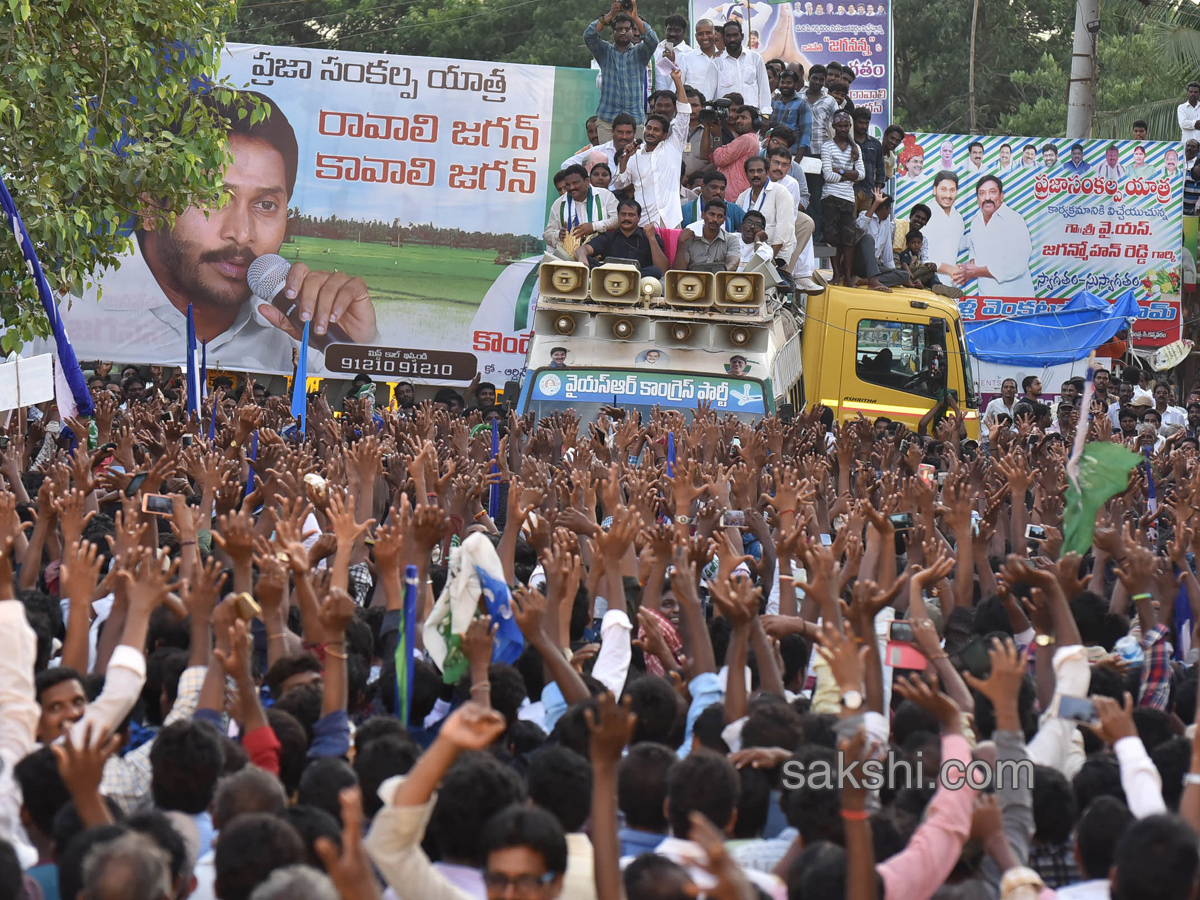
[{"xmin": 584, "ymin": 20, "xmax": 659, "ymax": 123}]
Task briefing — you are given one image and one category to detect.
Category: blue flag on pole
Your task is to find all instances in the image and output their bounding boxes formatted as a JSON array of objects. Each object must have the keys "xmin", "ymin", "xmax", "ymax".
[
  {"xmin": 0, "ymin": 176, "xmax": 93, "ymax": 417},
  {"xmin": 395, "ymin": 565, "xmax": 418, "ymax": 728},
  {"xmin": 246, "ymin": 430, "xmax": 259, "ymax": 492},
  {"xmin": 291, "ymin": 322, "xmax": 309, "ymax": 435},
  {"xmin": 488, "ymin": 419, "xmax": 500, "ymax": 518},
  {"xmin": 666, "ymin": 432, "xmax": 676, "ymax": 479},
  {"xmin": 186, "ymin": 304, "xmax": 200, "ymax": 418}
]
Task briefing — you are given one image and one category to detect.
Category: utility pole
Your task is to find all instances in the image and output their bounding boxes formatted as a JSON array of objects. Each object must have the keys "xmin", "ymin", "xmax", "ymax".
[
  {"xmin": 968, "ymin": 0, "xmax": 979, "ymax": 132},
  {"xmin": 1065, "ymin": 0, "xmax": 1100, "ymax": 139}
]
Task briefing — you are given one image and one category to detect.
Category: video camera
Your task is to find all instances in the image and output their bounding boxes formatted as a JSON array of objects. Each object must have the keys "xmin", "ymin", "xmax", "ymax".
[{"xmin": 697, "ymin": 98, "xmax": 732, "ymax": 125}]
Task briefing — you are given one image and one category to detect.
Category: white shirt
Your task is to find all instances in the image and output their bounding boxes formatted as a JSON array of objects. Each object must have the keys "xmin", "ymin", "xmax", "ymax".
[
  {"xmin": 32, "ymin": 240, "xmax": 328, "ymax": 376},
  {"xmin": 982, "ymin": 396, "xmax": 1016, "ymax": 427},
  {"xmin": 1159, "ymin": 404, "xmax": 1187, "ymax": 427},
  {"xmin": 923, "ymin": 205, "xmax": 965, "ymax": 270},
  {"xmin": 561, "ymin": 139, "xmax": 619, "ymax": 172},
  {"xmin": 544, "ymin": 187, "xmax": 619, "ymax": 248},
  {"xmin": 773, "ymin": 173, "xmax": 805, "ymax": 210},
  {"xmin": 1095, "ymin": 161, "xmax": 1126, "ymax": 179},
  {"xmin": 653, "ymin": 41, "xmax": 718, "ymax": 100},
  {"xmin": 0, "ymin": 601, "xmax": 38, "ymax": 865},
  {"xmin": 736, "ymin": 181, "xmax": 797, "ymax": 261},
  {"xmin": 715, "ymin": 49, "xmax": 772, "ymax": 113},
  {"xmin": 612, "ymin": 100, "xmax": 692, "ymax": 228},
  {"xmin": 1056, "ymin": 880, "xmax": 1111, "ymax": 900},
  {"xmin": 1180, "ymin": 99, "xmax": 1200, "ymax": 144},
  {"xmin": 965, "ymin": 202, "xmax": 1035, "ymax": 296},
  {"xmin": 855, "ymin": 211, "xmax": 894, "ymax": 271}
]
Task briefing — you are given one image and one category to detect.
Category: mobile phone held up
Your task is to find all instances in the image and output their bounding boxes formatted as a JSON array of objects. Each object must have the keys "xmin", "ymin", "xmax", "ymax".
[
  {"xmin": 141, "ymin": 493, "xmax": 174, "ymax": 517},
  {"xmin": 885, "ymin": 619, "xmax": 927, "ymax": 669},
  {"xmin": 720, "ymin": 510, "xmax": 746, "ymax": 529}
]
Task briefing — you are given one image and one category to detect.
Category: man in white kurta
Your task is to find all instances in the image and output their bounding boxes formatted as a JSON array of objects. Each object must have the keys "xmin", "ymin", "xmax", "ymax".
[
  {"xmin": 956, "ymin": 175, "xmax": 1036, "ymax": 298},
  {"xmin": 612, "ymin": 67, "xmax": 691, "ymax": 228},
  {"xmin": 736, "ymin": 157, "xmax": 797, "ymax": 264},
  {"xmin": 543, "ymin": 166, "xmax": 619, "ymax": 249}
]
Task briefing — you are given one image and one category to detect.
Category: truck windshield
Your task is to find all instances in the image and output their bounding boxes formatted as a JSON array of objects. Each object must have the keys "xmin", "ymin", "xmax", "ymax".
[
  {"xmin": 520, "ymin": 368, "xmax": 769, "ymax": 424},
  {"xmin": 854, "ymin": 318, "xmax": 950, "ymax": 399}
]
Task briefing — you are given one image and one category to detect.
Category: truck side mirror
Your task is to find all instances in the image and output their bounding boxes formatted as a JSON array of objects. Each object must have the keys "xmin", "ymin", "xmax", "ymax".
[{"xmin": 503, "ymin": 379, "xmax": 520, "ymax": 410}]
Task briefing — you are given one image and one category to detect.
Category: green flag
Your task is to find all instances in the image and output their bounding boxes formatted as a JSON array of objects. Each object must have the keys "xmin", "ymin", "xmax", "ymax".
[{"xmin": 1062, "ymin": 442, "xmax": 1142, "ymax": 557}]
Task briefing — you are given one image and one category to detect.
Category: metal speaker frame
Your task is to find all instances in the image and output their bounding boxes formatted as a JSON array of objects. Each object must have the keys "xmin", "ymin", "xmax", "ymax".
[
  {"xmin": 663, "ymin": 269, "xmax": 716, "ymax": 308},
  {"xmin": 715, "ymin": 271, "xmax": 765, "ymax": 309},
  {"xmin": 538, "ymin": 261, "xmax": 591, "ymax": 300},
  {"xmin": 594, "ymin": 313, "xmax": 650, "ymax": 342},
  {"xmin": 656, "ymin": 319, "xmax": 710, "ymax": 349},
  {"xmin": 589, "ymin": 263, "xmax": 642, "ymax": 305}
]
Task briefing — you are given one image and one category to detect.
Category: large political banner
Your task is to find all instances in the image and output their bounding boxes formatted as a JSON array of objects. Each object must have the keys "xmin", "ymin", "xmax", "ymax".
[
  {"xmin": 692, "ymin": 0, "xmax": 893, "ymax": 126},
  {"xmin": 893, "ymin": 134, "xmax": 1184, "ymax": 348},
  {"xmin": 45, "ymin": 44, "xmax": 597, "ymax": 382}
]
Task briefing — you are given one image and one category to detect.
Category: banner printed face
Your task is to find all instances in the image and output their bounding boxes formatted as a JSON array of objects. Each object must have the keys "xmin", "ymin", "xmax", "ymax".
[
  {"xmin": 893, "ymin": 134, "xmax": 1184, "ymax": 348},
  {"xmin": 692, "ymin": 0, "xmax": 892, "ymax": 128},
  {"xmin": 49, "ymin": 44, "xmax": 584, "ymax": 382}
]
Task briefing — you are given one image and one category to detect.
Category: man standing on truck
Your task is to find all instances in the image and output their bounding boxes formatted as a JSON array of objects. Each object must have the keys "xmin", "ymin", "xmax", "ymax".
[
  {"xmin": 584, "ymin": 0, "xmax": 658, "ymax": 142},
  {"xmin": 612, "ymin": 66, "xmax": 690, "ymax": 228},
  {"xmin": 576, "ymin": 198, "xmax": 671, "ymax": 278}
]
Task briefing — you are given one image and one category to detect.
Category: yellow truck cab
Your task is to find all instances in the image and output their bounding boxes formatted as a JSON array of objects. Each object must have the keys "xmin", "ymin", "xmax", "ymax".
[{"xmin": 516, "ymin": 258, "xmax": 979, "ymax": 437}]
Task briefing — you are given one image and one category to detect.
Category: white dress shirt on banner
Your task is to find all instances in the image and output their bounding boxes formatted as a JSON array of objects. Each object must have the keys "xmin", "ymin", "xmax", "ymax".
[{"xmin": 965, "ymin": 203, "xmax": 1036, "ymax": 297}]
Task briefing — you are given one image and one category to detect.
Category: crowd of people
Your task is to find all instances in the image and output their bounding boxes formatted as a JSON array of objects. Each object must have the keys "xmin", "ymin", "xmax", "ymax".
[
  {"xmin": 560, "ymin": 1, "xmax": 943, "ymax": 293},
  {"xmin": 0, "ymin": 352, "xmax": 1198, "ymax": 900}
]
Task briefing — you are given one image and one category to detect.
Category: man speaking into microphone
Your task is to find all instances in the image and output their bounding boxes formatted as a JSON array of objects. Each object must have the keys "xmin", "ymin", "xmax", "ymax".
[{"xmin": 37, "ymin": 90, "xmax": 379, "ymax": 375}]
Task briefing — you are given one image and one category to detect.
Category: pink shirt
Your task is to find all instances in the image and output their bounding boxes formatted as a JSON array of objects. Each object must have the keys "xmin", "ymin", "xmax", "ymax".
[
  {"xmin": 711, "ymin": 133, "xmax": 761, "ymax": 203},
  {"xmin": 877, "ymin": 733, "xmax": 975, "ymax": 900}
]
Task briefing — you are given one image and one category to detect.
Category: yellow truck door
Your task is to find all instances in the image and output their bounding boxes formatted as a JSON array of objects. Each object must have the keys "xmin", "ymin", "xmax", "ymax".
[{"xmin": 823, "ymin": 309, "xmax": 976, "ymax": 435}]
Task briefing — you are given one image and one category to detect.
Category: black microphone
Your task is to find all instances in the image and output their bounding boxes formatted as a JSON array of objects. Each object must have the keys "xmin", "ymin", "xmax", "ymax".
[{"xmin": 247, "ymin": 254, "xmax": 353, "ymax": 351}]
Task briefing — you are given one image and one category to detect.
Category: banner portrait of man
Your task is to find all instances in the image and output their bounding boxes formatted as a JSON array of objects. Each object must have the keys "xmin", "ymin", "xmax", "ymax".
[
  {"xmin": 38, "ymin": 90, "xmax": 379, "ymax": 374},
  {"xmin": 955, "ymin": 174, "xmax": 1035, "ymax": 296}
]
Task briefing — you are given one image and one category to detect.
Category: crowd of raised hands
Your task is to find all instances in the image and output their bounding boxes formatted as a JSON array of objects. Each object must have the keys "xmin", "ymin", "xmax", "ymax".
[{"xmin": 4, "ymin": 379, "xmax": 1200, "ymax": 900}]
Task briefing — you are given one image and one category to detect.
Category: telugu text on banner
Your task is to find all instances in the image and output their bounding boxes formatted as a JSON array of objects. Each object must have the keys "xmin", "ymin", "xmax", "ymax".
[
  {"xmin": 691, "ymin": 0, "xmax": 893, "ymax": 126},
  {"xmin": 40, "ymin": 45, "xmax": 596, "ymax": 382},
  {"xmin": 893, "ymin": 134, "xmax": 1184, "ymax": 348}
]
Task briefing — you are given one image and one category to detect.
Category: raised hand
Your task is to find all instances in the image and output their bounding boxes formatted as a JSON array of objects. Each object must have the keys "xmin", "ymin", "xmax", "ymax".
[
  {"xmin": 213, "ymin": 508, "xmax": 256, "ymax": 567},
  {"xmin": 318, "ymin": 587, "xmax": 357, "ymax": 637},
  {"xmin": 61, "ymin": 540, "xmax": 103, "ymax": 606},
  {"xmin": 586, "ymin": 691, "xmax": 637, "ymax": 768},
  {"xmin": 438, "ymin": 701, "xmax": 507, "ymax": 751},
  {"xmin": 894, "ymin": 672, "xmax": 962, "ymax": 733},
  {"xmin": 314, "ymin": 787, "xmax": 382, "ymax": 900}
]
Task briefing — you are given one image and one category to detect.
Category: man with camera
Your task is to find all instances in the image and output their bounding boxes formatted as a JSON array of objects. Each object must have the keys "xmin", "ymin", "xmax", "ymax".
[
  {"xmin": 703, "ymin": 105, "xmax": 762, "ymax": 202},
  {"xmin": 585, "ymin": 0, "xmax": 658, "ymax": 144}
]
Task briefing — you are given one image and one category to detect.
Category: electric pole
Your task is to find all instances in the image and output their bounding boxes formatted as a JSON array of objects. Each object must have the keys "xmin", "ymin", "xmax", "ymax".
[{"xmin": 1065, "ymin": 0, "xmax": 1100, "ymax": 139}]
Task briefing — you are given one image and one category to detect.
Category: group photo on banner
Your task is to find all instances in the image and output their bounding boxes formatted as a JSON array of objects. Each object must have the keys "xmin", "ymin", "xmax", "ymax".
[
  {"xmin": 893, "ymin": 134, "xmax": 1184, "ymax": 349},
  {"xmin": 692, "ymin": 0, "xmax": 893, "ymax": 125},
  {"xmin": 34, "ymin": 45, "xmax": 596, "ymax": 385}
]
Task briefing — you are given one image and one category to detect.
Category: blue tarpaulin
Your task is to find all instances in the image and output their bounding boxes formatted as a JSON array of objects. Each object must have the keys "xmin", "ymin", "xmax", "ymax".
[{"xmin": 964, "ymin": 290, "xmax": 1141, "ymax": 366}]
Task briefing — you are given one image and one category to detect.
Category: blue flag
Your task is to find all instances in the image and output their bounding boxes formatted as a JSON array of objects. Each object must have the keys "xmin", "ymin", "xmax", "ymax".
[
  {"xmin": 480, "ymin": 564, "xmax": 524, "ymax": 665},
  {"xmin": 0, "ymin": 176, "xmax": 93, "ymax": 417},
  {"xmin": 186, "ymin": 304, "xmax": 200, "ymax": 418},
  {"xmin": 395, "ymin": 565, "xmax": 419, "ymax": 728},
  {"xmin": 488, "ymin": 419, "xmax": 500, "ymax": 518},
  {"xmin": 246, "ymin": 430, "xmax": 259, "ymax": 492},
  {"xmin": 291, "ymin": 322, "xmax": 309, "ymax": 434}
]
